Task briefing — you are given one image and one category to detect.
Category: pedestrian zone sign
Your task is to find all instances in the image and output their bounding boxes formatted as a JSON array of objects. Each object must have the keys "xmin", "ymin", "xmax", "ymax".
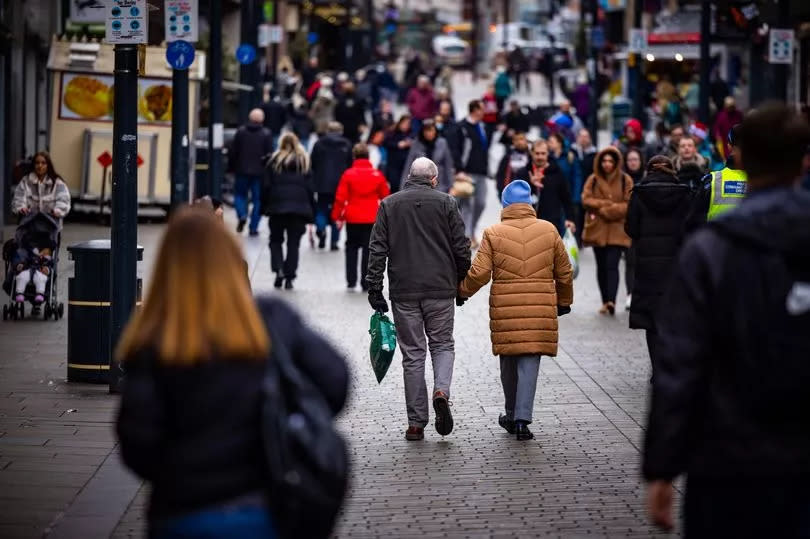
[
  {"xmin": 236, "ymin": 44, "xmax": 257, "ymax": 65},
  {"xmin": 628, "ymin": 29, "xmax": 647, "ymax": 54},
  {"xmin": 105, "ymin": 0, "xmax": 148, "ymax": 44},
  {"xmin": 768, "ymin": 29, "xmax": 794, "ymax": 65},
  {"xmin": 166, "ymin": 40, "xmax": 195, "ymax": 70}
]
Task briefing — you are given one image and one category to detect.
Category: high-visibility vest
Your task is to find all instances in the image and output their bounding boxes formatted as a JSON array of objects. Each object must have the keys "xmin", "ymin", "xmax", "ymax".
[{"xmin": 707, "ymin": 167, "xmax": 748, "ymax": 220}]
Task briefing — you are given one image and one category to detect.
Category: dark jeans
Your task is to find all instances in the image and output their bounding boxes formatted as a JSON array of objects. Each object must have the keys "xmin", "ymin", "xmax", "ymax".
[
  {"xmin": 345, "ymin": 223, "xmax": 373, "ymax": 287},
  {"xmin": 150, "ymin": 495, "xmax": 275, "ymax": 539},
  {"xmin": 624, "ymin": 245, "xmax": 636, "ymax": 295},
  {"xmin": 315, "ymin": 193, "xmax": 339, "ymax": 247},
  {"xmin": 593, "ymin": 245, "xmax": 622, "ymax": 304},
  {"xmin": 685, "ymin": 476, "xmax": 810, "ymax": 538},
  {"xmin": 269, "ymin": 215, "xmax": 307, "ymax": 279},
  {"xmin": 234, "ymin": 174, "xmax": 263, "ymax": 233}
]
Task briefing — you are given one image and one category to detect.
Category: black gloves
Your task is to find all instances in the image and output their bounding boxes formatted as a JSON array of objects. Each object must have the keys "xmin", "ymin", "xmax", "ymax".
[
  {"xmin": 368, "ymin": 289, "xmax": 389, "ymax": 313},
  {"xmin": 456, "ymin": 295, "xmax": 468, "ymax": 307},
  {"xmin": 557, "ymin": 305, "xmax": 571, "ymax": 316}
]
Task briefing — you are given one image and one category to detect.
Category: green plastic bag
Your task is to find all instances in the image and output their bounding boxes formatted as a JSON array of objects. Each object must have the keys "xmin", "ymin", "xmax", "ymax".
[
  {"xmin": 369, "ymin": 312, "xmax": 397, "ymax": 383},
  {"xmin": 563, "ymin": 228, "xmax": 580, "ymax": 280}
]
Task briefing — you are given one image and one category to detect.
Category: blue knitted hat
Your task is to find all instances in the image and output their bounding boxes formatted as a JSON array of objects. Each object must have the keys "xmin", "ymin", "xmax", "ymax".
[{"xmin": 502, "ymin": 180, "xmax": 533, "ymax": 207}]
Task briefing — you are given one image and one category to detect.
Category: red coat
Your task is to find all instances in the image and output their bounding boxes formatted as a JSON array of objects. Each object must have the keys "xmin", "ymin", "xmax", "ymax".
[
  {"xmin": 331, "ymin": 159, "xmax": 390, "ymax": 224},
  {"xmin": 482, "ymin": 93, "xmax": 499, "ymax": 124}
]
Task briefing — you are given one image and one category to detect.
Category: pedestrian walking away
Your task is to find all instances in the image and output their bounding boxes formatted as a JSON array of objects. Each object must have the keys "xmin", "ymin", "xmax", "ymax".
[
  {"xmin": 366, "ymin": 157, "xmax": 471, "ymax": 441},
  {"xmin": 450, "ymin": 100, "xmax": 491, "ymax": 247},
  {"xmin": 495, "ymin": 131, "xmax": 530, "ymax": 198},
  {"xmin": 623, "ymin": 155, "xmax": 691, "ymax": 381},
  {"xmin": 331, "ymin": 143, "xmax": 390, "ymax": 290},
  {"xmin": 644, "ymin": 103, "xmax": 810, "ymax": 538},
  {"xmin": 582, "ymin": 147, "xmax": 633, "ymax": 315},
  {"xmin": 262, "ymin": 133, "xmax": 316, "ymax": 290},
  {"xmin": 229, "ymin": 108, "xmax": 273, "ymax": 236},
  {"xmin": 458, "ymin": 180, "xmax": 573, "ymax": 441},
  {"xmin": 383, "ymin": 115, "xmax": 415, "ymax": 194},
  {"xmin": 622, "ymin": 148, "xmax": 645, "ymax": 309},
  {"xmin": 116, "ymin": 207, "xmax": 349, "ymax": 538},
  {"xmin": 311, "ymin": 122, "xmax": 353, "ymax": 250}
]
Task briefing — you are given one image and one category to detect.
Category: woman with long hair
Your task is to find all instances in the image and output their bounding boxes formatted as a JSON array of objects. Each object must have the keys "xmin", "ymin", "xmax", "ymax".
[
  {"xmin": 11, "ymin": 151, "xmax": 71, "ymax": 223},
  {"xmin": 262, "ymin": 132, "xmax": 315, "ymax": 290},
  {"xmin": 582, "ymin": 147, "xmax": 634, "ymax": 315},
  {"xmin": 383, "ymin": 114, "xmax": 413, "ymax": 193},
  {"xmin": 116, "ymin": 207, "xmax": 348, "ymax": 538},
  {"xmin": 622, "ymin": 147, "xmax": 645, "ymax": 309}
]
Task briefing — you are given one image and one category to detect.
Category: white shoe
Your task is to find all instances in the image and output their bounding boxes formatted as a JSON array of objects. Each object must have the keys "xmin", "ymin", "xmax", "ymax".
[{"xmin": 625, "ymin": 294, "xmax": 632, "ymax": 311}]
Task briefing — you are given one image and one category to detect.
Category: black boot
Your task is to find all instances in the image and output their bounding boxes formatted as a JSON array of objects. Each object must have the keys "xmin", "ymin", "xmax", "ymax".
[
  {"xmin": 498, "ymin": 414, "xmax": 515, "ymax": 434},
  {"xmin": 284, "ymin": 278, "xmax": 294, "ymax": 290},
  {"xmin": 514, "ymin": 420, "xmax": 534, "ymax": 441},
  {"xmin": 236, "ymin": 219, "xmax": 246, "ymax": 233},
  {"xmin": 273, "ymin": 273, "xmax": 284, "ymax": 289}
]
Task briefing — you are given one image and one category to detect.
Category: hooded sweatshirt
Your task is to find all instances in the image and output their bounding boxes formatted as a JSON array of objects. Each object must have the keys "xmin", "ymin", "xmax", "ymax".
[
  {"xmin": 581, "ymin": 147, "xmax": 634, "ymax": 248},
  {"xmin": 643, "ymin": 187, "xmax": 810, "ymax": 482}
]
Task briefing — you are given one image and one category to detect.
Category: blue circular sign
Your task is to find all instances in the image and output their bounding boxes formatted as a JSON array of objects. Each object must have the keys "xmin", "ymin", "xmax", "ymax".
[
  {"xmin": 236, "ymin": 44, "xmax": 257, "ymax": 65},
  {"xmin": 166, "ymin": 40, "xmax": 195, "ymax": 70}
]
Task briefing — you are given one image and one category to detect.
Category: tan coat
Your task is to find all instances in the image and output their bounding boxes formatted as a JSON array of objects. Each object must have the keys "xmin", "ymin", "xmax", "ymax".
[
  {"xmin": 581, "ymin": 147, "xmax": 634, "ymax": 248},
  {"xmin": 459, "ymin": 203, "xmax": 574, "ymax": 357}
]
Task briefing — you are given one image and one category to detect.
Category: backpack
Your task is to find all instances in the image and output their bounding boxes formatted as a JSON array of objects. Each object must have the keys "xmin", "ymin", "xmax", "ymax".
[{"xmin": 257, "ymin": 301, "xmax": 349, "ymax": 538}]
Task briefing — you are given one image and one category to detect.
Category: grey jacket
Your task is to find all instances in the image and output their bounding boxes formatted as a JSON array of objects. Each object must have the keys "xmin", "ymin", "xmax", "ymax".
[
  {"xmin": 12, "ymin": 173, "xmax": 71, "ymax": 223},
  {"xmin": 366, "ymin": 176, "xmax": 470, "ymax": 302},
  {"xmin": 400, "ymin": 137, "xmax": 455, "ymax": 194}
]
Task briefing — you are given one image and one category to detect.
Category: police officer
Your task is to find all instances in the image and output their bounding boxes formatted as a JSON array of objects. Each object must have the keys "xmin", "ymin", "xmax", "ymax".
[{"xmin": 687, "ymin": 124, "xmax": 747, "ymax": 229}]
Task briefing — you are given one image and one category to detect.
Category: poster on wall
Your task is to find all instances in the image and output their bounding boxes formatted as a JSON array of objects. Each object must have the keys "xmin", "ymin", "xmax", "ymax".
[{"xmin": 59, "ymin": 73, "xmax": 173, "ymax": 124}]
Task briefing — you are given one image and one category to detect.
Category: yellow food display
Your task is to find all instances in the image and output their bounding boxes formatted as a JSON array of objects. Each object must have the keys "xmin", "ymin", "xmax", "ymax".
[
  {"xmin": 63, "ymin": 76, "xmax": 112, "ymax": 119},
  {"xmin": 139, "ymin": 84, "xmax": 172, "ymax": 122}
]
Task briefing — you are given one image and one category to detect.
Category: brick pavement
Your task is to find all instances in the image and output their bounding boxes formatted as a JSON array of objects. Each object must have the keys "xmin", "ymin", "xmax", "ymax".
[{"xmin": 0, "ymin": 186, "xmax": 680, "ymax": 538}]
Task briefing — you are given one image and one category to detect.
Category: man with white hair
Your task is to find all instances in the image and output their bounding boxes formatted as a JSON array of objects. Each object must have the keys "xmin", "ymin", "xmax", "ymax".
[
  {"xmin": 367, "ymin": 157, "xmax": 471, "ymax": 441},
  {"xmin": 229, "ymin": 107, "xmax": 273, "ymax": 236}
]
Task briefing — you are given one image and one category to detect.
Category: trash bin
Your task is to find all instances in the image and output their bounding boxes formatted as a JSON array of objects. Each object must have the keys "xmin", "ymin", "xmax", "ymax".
[{"xmin": 66, "ymin": 240, "xmax": 143, "ymax": 384}]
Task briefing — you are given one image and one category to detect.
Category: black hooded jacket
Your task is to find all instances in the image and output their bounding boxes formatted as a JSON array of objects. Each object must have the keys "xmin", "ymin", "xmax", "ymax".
[
  {"xmin": 310, "ymin": 134, "xmax": 353, "ymax": 194},
  {"xmin": 624, "ymin": 170, "xmax": 693, "ymax": 330},
  {"xmin": 643, "ymin": 187, "xmax": 810, "ymax": 482},
  {"xmin": 515, "ymin": 159, "xmax": 574, "ymax": 236}
]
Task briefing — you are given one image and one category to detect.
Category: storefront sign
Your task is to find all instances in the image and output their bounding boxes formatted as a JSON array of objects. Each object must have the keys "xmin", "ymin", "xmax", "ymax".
[
  {"xmin": 165, "ymin": 0, "xmax": 199, "ymax": 43},
  {"xmin": 768, "ymin": 29, "xmax": 794, "ymax": 64},
  {"xmin": 59, "ymin": 72, "xmax": 172, "ymax": 124},
  {"xmin": 105, "ymin": 0, "xmax": 148, "ymax": 44}
]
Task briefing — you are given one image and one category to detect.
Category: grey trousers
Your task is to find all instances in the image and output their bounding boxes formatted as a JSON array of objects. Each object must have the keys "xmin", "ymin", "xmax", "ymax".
[
  {"xmin": 391, "ymin": 298, "xmax": 456, "ymax": 428},
  {"xmin": 499, "ymin": 354, "xmax": 541, "ymax": 423},
  {"xmin": 458, "ymin": 173, "xmax": 488, "ymax": 238}
]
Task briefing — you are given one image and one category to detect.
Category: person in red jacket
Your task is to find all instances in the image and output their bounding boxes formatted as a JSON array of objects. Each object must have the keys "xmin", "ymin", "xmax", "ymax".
[{"xmin": 331, "ymin": 144, "xmax": 391, "ymax": 290}]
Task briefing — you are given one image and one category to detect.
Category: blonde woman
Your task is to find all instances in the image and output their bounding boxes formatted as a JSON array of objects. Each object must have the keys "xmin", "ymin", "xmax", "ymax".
[
  {"xmin": 262, "ymin": 132, "xmax": 316, "ymax": 289},
  {"xmin": 116, "ymin": 207, "xmax": 348, "ymax": 537}
]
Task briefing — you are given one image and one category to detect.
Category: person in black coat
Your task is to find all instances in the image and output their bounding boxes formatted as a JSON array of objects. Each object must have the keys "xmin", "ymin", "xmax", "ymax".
[
  {"xmin": 501, "ymin": 100, "xmax": 531, "ymax": 147},
  {"xmin": 643, "ymin": 104, "xmax": 810, "ymax": 537},
  {"xmin": 624, "ymin": 156, "xmax": 692, "ymax": 378},
  {"xmin": 116, "ymin": 207, "xmax": 349, "ymax": 536},
  {"xmin": 516, "ymin": 139, "xmax": 575, "ymax": 236},
  {"xmin": 263, "ymin": 133, "xmax": 316, "ymax": 289},
  {"xmin": 310, "ymin": 122, "xmax": 352, "ymax": 250},
  {"xmin": 334, "ymin": 82, "xmax": 367, "ymax": 144},
  {"xmin": 260, "ymin": 94, "xmax": 287, "ymax": 148},
  {"xmin": 495, "ymin": 131, "xmax": 530, "ymax": 198},
  {"xmin": 383, "ymin": 115, "xmax": 414, "ymax": 194},
  {"xmin": 229, "ymin": 109, "xmax": 274, "ymax": 236}
]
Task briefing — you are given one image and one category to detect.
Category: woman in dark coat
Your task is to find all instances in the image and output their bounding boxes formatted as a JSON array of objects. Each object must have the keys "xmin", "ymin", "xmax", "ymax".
[
  {"xmin": 624, "ymin": 155, "xmax": 693, "ymax": 380},
  {"xmin": 400, "ymin": 119, "xmax": 455, "ymax": 193},
  {"xmin": 383, "ymin": 114, "xmax": 413, "ymax": 193},
  {"xmin": 262, "ymin": 133, "xmax": 316, "ymax": 289}
]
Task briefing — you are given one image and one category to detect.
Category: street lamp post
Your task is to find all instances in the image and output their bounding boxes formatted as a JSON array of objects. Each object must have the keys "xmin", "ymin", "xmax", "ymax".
[
  {"xmin": 109, "ymin": 44, "xmax": 139, "ymax": 393},
  {"xmin": 170, "ymin": 64, "xmax": 190, "ymax": 210},
  {"xmin": 208, "ymin": 0, "xmax": 224, "ymax": 199},
  {"xmin": 587, "ymin": 0, "xmax": 599, "ymax": 144}
]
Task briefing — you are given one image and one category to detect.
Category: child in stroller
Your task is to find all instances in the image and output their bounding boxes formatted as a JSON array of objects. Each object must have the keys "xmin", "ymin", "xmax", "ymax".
[{"xmin": 3, "ymin": 212, "xmax": 62, "ymax": 319}]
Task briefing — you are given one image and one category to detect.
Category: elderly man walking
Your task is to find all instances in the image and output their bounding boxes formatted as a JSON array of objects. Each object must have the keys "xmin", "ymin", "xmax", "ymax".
[
  {"xmin": 366, "ymin": 157, "xmax": 471, "ymax": 441},
  {"xmin": 230, "ymin": 108, "xmax": 274, "ymax": 236}
]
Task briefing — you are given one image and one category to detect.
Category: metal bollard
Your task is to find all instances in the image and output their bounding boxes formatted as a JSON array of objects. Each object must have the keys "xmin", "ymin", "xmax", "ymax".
[{"xmin": 66, "ymin": 240, "xmax": 143, "ymax": 384}]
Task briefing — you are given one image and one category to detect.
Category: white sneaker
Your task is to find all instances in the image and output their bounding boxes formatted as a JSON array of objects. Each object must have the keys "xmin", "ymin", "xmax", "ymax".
[{"xmin": 625, "ymin": 294, "xmax": 632, "ymax": 311}]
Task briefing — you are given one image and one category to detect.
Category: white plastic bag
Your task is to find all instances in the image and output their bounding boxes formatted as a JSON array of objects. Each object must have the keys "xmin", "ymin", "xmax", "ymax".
[{"xmin": 563, "ymin": 229, "xmax": 579, "ymax": 279}]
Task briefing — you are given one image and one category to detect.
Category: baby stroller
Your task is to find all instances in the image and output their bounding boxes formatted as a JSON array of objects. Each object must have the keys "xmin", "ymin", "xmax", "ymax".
[{"xmin": 2, "ymin": 212, "xmax": 65, "ymax": 321}]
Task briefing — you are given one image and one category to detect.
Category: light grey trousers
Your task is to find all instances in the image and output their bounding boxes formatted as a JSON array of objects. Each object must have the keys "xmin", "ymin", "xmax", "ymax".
[
  {"xmin": 391, "ymin": 298, "xmax": 456, "ymax": 428},
  {"xmin": 499, "ymin": 354, "xmax": 541, "ymax": 423},
  {"xmin": 458, "ymin": 173, "xmax": 488, "ymax": 238}
]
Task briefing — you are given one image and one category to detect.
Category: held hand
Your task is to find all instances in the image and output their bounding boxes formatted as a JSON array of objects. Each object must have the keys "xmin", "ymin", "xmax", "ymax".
[
  {"xmin": 456, "ymin": 295, "xmax": 468, "ymax": 307},
  {"xmin": 557, "ymin": 305, "xmax": 571, "ymax": 316},
  {"xmin": 52, "ymin": 209, "xmax": 64, "ymax": 218},
  {"xmin": 565, "ymin": 220, "xmax": 576, "ymax": 233},
  {"xmin": 647, "ymin": 480, "xmax": 675, "ymax": 532},
  {"xmin": 367, "ymin": 289, "xmax": 389, "ymax": 313},
  {"xmin": 18, "ymin": 207, "xmax": 30, "ymax": 216}
]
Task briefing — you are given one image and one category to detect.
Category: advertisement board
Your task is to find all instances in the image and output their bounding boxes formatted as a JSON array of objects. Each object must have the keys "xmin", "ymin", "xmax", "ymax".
[{"xmin": 59, "ymin": 72, "xmax": 173, "ymax": 124}]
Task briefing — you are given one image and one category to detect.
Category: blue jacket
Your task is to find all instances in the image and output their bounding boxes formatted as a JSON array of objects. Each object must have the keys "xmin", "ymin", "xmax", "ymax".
[{"xmin": 554, "ymin": 148, "xmax": 583, "ymax": 204}]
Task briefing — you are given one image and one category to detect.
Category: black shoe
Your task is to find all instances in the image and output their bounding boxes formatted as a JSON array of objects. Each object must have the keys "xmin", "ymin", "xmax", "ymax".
[
  {"xmin": 514, "ymin": 420, "xmax": 534, "ymax": 441},
  {"xmin": 498, "ymin": 414, "xmax": 515, "ymax": 434},
  {"xmin": 317, "ymin": 231, "xmax": 326, "ymax": 249},
  {"xmin": 330, "ymin": 244, "xmax": 339, "ymax": 252},
  {"xmin": 347, "ymin": 283, "xmax": 356, "ymax": 290},
  {"xmin": 248, "ymin": 230, "xmax": 259, "ymax": 237},
  {"xmin": 274, "ymin": 274, "xmax": 284, "ymax": 289},
  {"xmin": 361, "ymin": 284, "xmax": 369, "ymax": 292},
  {"xmin": 432, "ymin": 391, "xmax": 453, "ymax": 436},
  {"xmin": 284, "ymin": 278, "xmax": 294, "ymax": 290},
  {"xmin": 236, "ymin": 219, "xmax": 246, "ymax": 233}
]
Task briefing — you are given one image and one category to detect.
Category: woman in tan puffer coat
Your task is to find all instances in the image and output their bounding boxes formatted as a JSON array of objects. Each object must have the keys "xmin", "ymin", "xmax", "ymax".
[
  {"xmin": 582, "ymin": 147, "xmax": 633, "ymax": 315},
  {"xmin": 459, "ymin": 180, "xmax": 573, "ymax": 441}
]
